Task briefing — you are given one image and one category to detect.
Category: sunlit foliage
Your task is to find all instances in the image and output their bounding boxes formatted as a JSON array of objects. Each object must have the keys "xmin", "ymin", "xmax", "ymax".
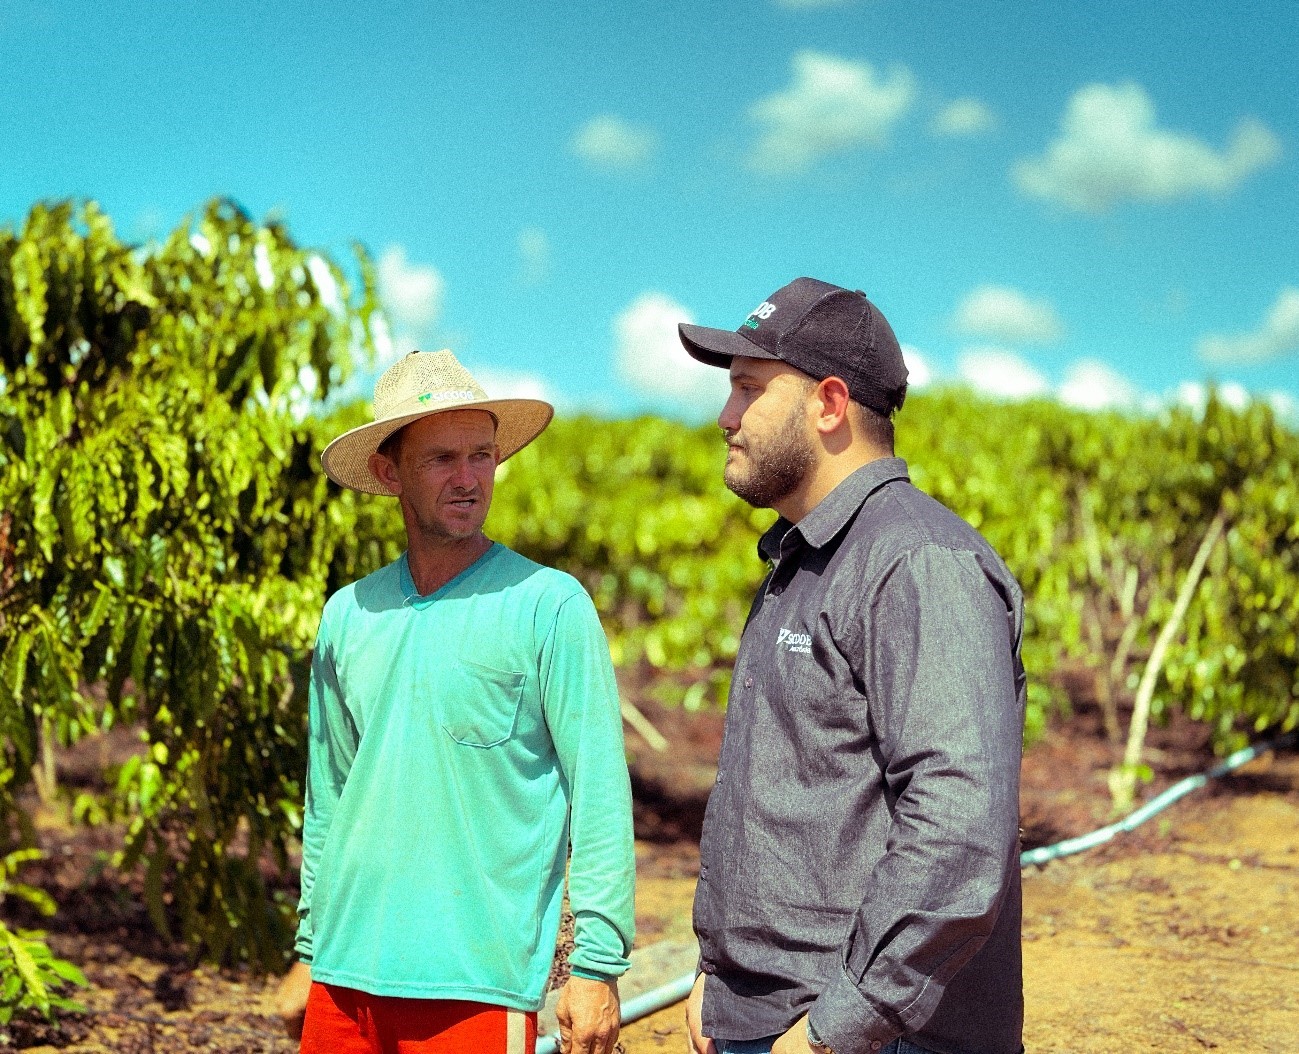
[{"xmin": 1, "ymin": 198, "xmax": 1296, "ymax": 1001}]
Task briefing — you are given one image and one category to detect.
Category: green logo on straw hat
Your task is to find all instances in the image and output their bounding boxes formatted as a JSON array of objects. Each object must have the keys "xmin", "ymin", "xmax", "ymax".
[{"xmin": 418, "ymin": 388, "xmax": 477, "ymax": 404}]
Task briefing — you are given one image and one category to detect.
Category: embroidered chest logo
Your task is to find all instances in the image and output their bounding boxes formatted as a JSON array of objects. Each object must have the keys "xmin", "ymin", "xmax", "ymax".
[{"xmin": 777, "ymin": 628, "xmax": 812, "ymax": 655}]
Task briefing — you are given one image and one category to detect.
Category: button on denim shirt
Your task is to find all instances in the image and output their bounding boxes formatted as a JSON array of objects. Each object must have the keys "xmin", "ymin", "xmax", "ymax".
[{"xmin": 694, "ymin": 458, "xmax": 1026, "ymax": 1054}]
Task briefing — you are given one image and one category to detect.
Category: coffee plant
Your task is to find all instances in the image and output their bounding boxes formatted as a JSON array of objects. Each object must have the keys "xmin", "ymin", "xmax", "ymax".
[
  {"xmin": 0, "ymin": 198, "xmax": 381, "ymax": 971},
  {"xmin": 1, "ymin": 197, "xmax": 1296, "ymax": 1028}
]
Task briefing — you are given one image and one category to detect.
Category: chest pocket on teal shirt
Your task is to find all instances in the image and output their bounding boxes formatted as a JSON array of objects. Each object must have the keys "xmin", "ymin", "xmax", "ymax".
[{"xmin": 440, "ymin": 660, "xmax": 526, "ymax": 748}]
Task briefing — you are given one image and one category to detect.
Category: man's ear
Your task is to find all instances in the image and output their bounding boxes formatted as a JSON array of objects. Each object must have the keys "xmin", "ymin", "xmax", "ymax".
[
  {"xmin": 369, "ymin": 451, "xmax": 402, "ymax": 494},
  {"xmin": 812, "ymin": 376, "xmax": 852, "ymax": 435}
]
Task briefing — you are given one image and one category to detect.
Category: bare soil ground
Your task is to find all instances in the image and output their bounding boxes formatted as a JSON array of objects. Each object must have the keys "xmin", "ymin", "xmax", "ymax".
[
  {"xmin": 3, "ymin": 701, "xmax": 1297, "ymax": 1053},
  {"xmin": 623, "ymin": 704, "xmax": 1299, "ymax": 1054}
]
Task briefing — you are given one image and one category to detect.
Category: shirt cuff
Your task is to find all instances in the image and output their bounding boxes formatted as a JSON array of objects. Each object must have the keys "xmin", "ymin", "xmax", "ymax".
[
  {"xmin": 808, "ymin": 964, "xmax": 898, "ymax": 1054},
  {"xmin": 568, "ymin": 966, "xmax": 617, "ymax": 982},
  {"xmin": 567, "ymin": 912, "xmax": 632, "ymax": 978}
]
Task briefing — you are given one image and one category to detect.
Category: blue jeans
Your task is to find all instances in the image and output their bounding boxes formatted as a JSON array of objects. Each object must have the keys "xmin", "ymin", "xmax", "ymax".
[{"xmin": 719, "ymin": 1039, "xmax": 935, "ymax": 1054}]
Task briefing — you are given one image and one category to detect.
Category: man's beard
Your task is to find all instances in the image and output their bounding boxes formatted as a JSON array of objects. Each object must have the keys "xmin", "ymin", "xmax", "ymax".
[{"xmin": 723, "ymin": 404, "xmax": 815, "ymax": 509}]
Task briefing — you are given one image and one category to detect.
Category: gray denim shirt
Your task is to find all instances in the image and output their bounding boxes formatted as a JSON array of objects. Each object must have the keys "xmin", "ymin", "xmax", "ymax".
[{"xmin": 694, "ymin": 458, "xmax": 1026, "ymax": 1054}]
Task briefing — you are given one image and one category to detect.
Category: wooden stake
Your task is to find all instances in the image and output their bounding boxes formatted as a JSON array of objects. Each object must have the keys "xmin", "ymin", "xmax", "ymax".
[
  {"xmin": 1110, "ymin": 508, "xmax": 1227, "ymax": 812},
  {"xmin": 621, "ymin": 697, "xmax": 668, "ymax": 752}
]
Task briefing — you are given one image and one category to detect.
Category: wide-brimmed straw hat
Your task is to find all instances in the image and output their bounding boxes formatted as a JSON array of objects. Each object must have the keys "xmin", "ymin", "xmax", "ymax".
[{"xmin": 321, "ymin": 350, "xmax": 554, "ymax": 495}]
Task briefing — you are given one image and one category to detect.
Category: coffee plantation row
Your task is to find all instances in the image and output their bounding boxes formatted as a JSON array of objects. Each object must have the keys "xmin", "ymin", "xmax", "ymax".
[{"xmin": 1, "ymin": 202, "xmax": 1296, "ymax": 1004}]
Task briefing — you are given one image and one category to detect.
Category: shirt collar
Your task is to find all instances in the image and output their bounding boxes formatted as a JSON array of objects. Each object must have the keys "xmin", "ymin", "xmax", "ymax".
[
  {"xmin": 398, "ymin": 543, "xmax": 498, "ymax": 606},
  {"xmin": 758, "ymin": 456, "xmax": 911, "ymax": 562}
]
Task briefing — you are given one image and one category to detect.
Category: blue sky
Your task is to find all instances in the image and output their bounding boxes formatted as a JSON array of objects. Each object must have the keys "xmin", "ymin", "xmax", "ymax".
[{"xmin": 3, "ymin": 0, "xmax": 1296, "ymax": 421}]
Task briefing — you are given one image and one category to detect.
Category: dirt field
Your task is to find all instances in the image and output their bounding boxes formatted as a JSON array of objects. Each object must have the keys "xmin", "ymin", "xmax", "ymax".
[
  {"xmin": 3, "ymin": 704, "xmax": 1297, "ymax": 1053},
  {"xmin": 624, "ymin": 747, "xmax": 1299, "ymax": 1054}
]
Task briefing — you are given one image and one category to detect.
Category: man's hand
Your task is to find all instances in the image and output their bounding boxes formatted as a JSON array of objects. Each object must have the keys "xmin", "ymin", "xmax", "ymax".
[
  {"xmin": 555, "ymin": 974, "xmax": 621, "ymax": 1054},
  {"xmin": 274, "ymin": 960, "xmax": 313, "ymax": 1040},
  {"xmin": 685, "ymin": 972, "xmax": 716, "ymax": 1054},
  {"xmin": 770, "ymin": 1014, "xmax": 816, "ymax": 1054}
]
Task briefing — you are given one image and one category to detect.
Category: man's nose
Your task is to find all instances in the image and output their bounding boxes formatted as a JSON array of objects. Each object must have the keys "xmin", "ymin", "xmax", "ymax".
[
  {"xmin": 449, "ymin": 459, "xmax": 476, "ymax": 487},
  {"xmin": 718, "ymin": 394, "xmax": 742, "ymax": 433}
]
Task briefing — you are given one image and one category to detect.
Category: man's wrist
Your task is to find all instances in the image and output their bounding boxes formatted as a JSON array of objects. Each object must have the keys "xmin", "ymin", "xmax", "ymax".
[{"xmin": 568, "ymin": 967, "xmax": 618, "ymax": 984}]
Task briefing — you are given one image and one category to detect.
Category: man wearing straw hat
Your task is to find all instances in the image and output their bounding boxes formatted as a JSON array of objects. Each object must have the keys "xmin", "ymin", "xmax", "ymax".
[{"xmin": 276, "ymin": 350, "xmax": 635, "ymax": 1054}]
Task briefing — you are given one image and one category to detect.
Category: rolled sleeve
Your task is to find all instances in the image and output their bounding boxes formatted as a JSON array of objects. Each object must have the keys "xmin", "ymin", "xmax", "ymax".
[{"xmin": 809, "ymin": 545, "xmax": 1023, "ymax": 1054}]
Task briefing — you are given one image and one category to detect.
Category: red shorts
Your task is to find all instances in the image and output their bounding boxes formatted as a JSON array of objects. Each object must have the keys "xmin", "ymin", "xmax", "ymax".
[{"xmin": 300, "ymin": 982, "xmax": 538, "ymax": 1054}]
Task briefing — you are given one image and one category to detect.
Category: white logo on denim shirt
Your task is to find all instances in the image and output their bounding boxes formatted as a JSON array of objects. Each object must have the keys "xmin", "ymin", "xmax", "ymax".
[{"xmin": 777, "ymin": 628, "xmax": 812, "ymax": 655}]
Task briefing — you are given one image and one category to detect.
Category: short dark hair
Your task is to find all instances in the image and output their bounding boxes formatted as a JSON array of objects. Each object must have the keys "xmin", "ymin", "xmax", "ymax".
[
  {"xmin": 377, "ymin": 426, "xmax": 405, "ymax": 464},
  {"xmin": 854, "ymin": 402, "xmax": 895, "ymax": 454},
  {"xmin": 802, "ymin": 373, "xmax": 895, "ymax": 454}
]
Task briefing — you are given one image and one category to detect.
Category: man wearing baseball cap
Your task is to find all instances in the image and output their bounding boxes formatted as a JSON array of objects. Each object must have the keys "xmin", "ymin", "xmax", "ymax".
[
  {"xmin": 275, "ymin": 351, "xmax": 634, "ymax": 1054},
  {"xmin": 682, "ymin": 279, "xmax": 1026, "ymax": 1054}
]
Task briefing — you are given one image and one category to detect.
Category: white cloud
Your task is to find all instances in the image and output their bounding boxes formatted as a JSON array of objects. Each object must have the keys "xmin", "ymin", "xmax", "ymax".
[
  {"xmin": 1173, "ymin": 380, "xmax": 1209, "ymax": 415},
  {"xmin": 615, "ymin": 293, "xmax": 728, "ymax": 411},
  {"xmin": 1218, "ymin": 381, "xmax": 1251, "ymax": 411},
  {"xmin": 572, "ymin": 115, "xmax": 658, "ymax": 171},
  {"xmin": 378, "ymin": 246, "xmax": 443, "ymax": 330},
  {"xmin": 1058, "ymin": 359, "xmax": 1138, "ymax": 411},
  {"xmin": 931, "ymin": 98, "xmax": 996, "ymax": 138},
  {"xmin": 953, "ymin": 286, "xmax": 1064, "ymax": 345},
  {"xmin": 379, "ymin": 246, "xmax": 449, "ymax": 358},
  {"xmin": 1014, "ymin": 82, "xmax": 1281, "ymax": 212},
  {"xmin": 1267, "ymin": 390, "xmax": 1297, "ymax": 421},
  {"xmin": 518, "ymin": 227, "xmax": 550, "ymax": 284},
  {"xmin": 471, "ymin": 366, "xmax": 553, "ymax": 403},
  {"xmin": 1170, "ymin": 379, "xmax": 1252, "ymax": 415},
  {"xmin": 901, "ymin": 345, "xmax": 933, "ymax": 389},
  {"xmin": 749, "ymin": 51, "xmax": 916, "ymax": 174},
  {"xmin": 956, "ymin": 347, "xmax": 1049, "ymax": 400},
  {"xmin": 1198, "ymin": 287, "xmax": 1299, "ymax": 365},
  {"xmin": 1138, "ymin": 391, "xmax": 1168, "ymax": 415},
  {"xmin": 939, "ymin": 354, "xmax": 1288, "ymax": 419}
]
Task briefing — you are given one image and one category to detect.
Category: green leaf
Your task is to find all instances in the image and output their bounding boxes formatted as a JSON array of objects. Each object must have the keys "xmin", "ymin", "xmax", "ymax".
[
  {"xmin": 1, "ymin": 971, "xmax": 20, "ymax": 1002},
  {"xmin": 9, "ymin": 883, "xmax": 56, "ymax": 917},
  {"xmin": 102, "ymin": 556, "xmax": 126, "ymax": 589},
  {"xmin": 48, "ymin": 957, "xmax": 87, "ymax": 987},
  {"xmin": 5, "ymin": 931, "xmax": 47, "ymax": 1010}
]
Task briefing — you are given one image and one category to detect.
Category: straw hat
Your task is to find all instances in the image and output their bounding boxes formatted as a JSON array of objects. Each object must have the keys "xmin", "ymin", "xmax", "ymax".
[{"xmin": 321, "ymin": 350, "xmax": 554, "ymax": 494}]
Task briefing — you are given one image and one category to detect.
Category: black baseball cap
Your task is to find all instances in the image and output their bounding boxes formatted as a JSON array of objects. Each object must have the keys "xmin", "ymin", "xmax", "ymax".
[{"xmin": 678, "ymin": 277, "xmax": 909, "ymax": 414}]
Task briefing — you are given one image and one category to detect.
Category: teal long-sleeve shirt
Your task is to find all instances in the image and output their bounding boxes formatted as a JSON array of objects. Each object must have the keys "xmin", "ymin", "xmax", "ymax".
[{"xmin": 294, "ymin": 544, "xmax": 635, "ymax": 1008}]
